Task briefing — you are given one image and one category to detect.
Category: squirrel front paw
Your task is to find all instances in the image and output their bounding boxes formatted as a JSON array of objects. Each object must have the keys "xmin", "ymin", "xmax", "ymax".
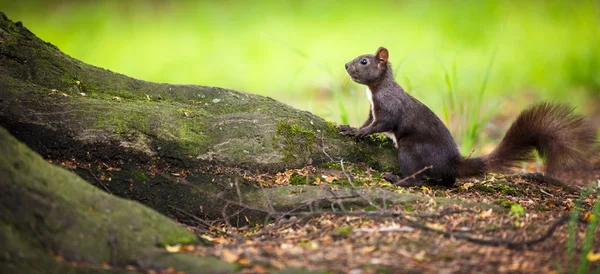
[{"xmin": 336, "ymin": 124, "xmax": 358, "ymax": 136}]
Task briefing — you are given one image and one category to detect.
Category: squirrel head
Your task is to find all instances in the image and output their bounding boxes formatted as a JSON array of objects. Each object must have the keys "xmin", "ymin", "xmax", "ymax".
[{"xmin": 345, "ymin": 47, "xmax": 390, "ymax": 85}]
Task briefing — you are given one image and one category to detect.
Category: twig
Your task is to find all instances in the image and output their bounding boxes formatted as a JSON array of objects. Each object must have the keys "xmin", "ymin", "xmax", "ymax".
[
  {"xmin": 403, "ymin": 214, "xmax": 571, "ymax": 250},
  {"xmin": 356, "ymin": 226, "xmax": 414, "ymax": 233},
  {"xmin": 275, "ymin": 208, "xmax": 466, "ymax": 220},
  {"xmin": 340, "ymin": 158, "xmax": 383, "ymax": 211},
  {"xmin": 168, "ymin": 205, "xmax": 213, "ymax": 230},
  {"xmin": 256, "ymin": 179, "xmax": 275, "ymax": 213},
  {"xmin": 319, "ymin": 132, "xmax": 382, "ymax": 210},
  {"xmin": 519, "ymin": 173, "xmax": 579, "ymax": 194},
  {"xmin": 86, "ymin": 167, "xmax": 112, "ymax": 194},
  {"xmin": 234, "ymin": 177, "xmax": 243, "ymax": 203},
  {"xmin": 320, "ymin": 132, "xmax": 335, "ymax": 162},
  {"xmin": 466, "ymin": 149, "xmax": 476, "ymax": 159},
  {"xmin": 393, "ymin": 165, "xmax": 433, "ymax": 185}
]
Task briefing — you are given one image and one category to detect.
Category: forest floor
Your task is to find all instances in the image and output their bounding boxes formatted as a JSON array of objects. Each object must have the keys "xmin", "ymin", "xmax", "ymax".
[{"xmin": 168, "ymin": 162, "xmax": 600, "ymax": 274}]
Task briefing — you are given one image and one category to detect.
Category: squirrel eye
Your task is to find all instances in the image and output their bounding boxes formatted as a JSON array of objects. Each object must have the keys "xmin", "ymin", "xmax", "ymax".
[{"xmin": 360, "ymin": 59, "xmax": 368, "ymax": 65}]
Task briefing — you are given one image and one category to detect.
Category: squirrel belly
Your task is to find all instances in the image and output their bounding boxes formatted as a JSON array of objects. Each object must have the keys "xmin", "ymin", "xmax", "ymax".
[{"xmin": 342, "ymin": 46, "xmax": 596, "ymax": 186}]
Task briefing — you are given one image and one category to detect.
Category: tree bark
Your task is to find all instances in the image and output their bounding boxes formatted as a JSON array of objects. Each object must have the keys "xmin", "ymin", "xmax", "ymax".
[
  {"xmin": 0, "ymin": 127, "xmax": 236, "ymax": 274},
  {"xmin": 0, "ymin": 11, "xmax": 400, "ymax": 222}
]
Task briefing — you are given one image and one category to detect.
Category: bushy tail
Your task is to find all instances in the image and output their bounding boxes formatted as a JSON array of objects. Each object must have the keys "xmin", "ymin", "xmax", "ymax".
[{"xmin": 458, "ymin": 102, "xmax": 596, "ymax": 178}]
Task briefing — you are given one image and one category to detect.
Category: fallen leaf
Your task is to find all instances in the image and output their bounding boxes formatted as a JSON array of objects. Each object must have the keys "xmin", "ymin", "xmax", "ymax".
[
  {"xmin": 165, "ymin": 244, "xmax": 181, "ymax": 253},
  {"xmin": 249, "ymin": 264, "xmax": 268, "ymax": 273},
  {"xmin": 362, "ymin": 246, "xmax": 377, "ymax": 253},
  {"xmin": 414, "ymin": 250, "xmax": 426, "ymax": 261},
  {"xmin": 462, "ymin": 182, "xmax": 474, "ymax": 190},
  {"xmin": 180, "ymin": 244, "xmax": 196, "ymax": 252},
  {"xmin": 209, "ymin": 237, "xmax": 227, "ymax": 244},
  {"xmin": 238, "ymin": 258, "xmax": 251, "ymax": 265},
  {"xmin": 587, "ymin": 250, "xmax": 600, "ymax": 262},
  {"xmin": 221, "ymin": 249, "xmax": 239, "ymax": 263},
  {"xmin": 426, "ymin": 222, "xmax": 444, "ymax": 230},
  {"xmin": 478, "ymin": 208, "xmax": 493, "ymax": 219}
]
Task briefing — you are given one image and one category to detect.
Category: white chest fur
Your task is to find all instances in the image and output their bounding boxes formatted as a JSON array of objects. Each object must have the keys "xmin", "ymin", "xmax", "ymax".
[
  {"xmin": 365, "ymin": 87, "xmax": 376, "ymax": 120},
  {"xmin": 365, "ymin": 87, "xmax": 398, "ymax": 147}
]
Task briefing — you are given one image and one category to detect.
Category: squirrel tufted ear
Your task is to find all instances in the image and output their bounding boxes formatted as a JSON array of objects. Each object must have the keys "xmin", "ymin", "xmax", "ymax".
[{"xmin": 375, "ymin": 47, "xmax": 389, "ymax": 63}]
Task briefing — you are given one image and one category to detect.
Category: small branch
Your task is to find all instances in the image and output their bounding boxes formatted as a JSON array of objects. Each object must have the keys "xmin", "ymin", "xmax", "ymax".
[
  {"xmin": 392, "ymin": 165, "xmax": 432, "ymax": 185},
  {"xmin": 518, "ymin": 173, "xmax": 579, "ymax": 194},
  {"xmin": 86, "ymin": 167, "xmax": 112, "ymax": 194},
  {"xmin": 340, "ymin": 158, "xmax": 382, "ymax": 211},
  {"xmin": 466, "ymin": 149, "xmax": 476, "ymax": 159},
  {"xmin": 168, "ymin": 205, "xmax": 212, "ymax": 230},
  {"xmin": 319, "ymin": 132, "xmax": 382, "ymax": 210},
  {"xmin": 403, "ymin": 214, "xmax": 571, "ymax": 250}
]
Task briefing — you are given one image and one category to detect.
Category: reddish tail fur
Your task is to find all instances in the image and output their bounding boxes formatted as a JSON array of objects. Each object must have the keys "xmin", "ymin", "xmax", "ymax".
[{"xmin": 458, "ymin": 102, "xmax": 596, "ymax": 178}]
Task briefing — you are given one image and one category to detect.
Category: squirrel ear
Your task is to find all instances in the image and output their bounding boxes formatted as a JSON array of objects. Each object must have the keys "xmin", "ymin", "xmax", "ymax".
[{"xmin": 375, "ymin": 47, "xmax": 389, "ymax": 63}]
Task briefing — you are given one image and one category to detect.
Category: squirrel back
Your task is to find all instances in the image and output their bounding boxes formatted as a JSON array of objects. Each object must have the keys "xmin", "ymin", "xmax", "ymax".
[{"xmin": 341, "ymin": 46, "xmax": 596, "ymax": 186}]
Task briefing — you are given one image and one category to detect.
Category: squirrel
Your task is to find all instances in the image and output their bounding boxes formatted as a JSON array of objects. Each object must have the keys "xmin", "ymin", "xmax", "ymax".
[{"xmin": 338, "ymin": 46, "xmax": 596, "ymax": 186}]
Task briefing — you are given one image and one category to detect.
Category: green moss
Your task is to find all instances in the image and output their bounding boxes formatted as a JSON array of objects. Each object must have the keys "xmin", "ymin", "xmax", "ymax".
[
  {"xmin": 508, "ymin": 204, "xmax": 525, "ymax": 217},
  {"xmin": 494, "ymin": 198, "xmax": 516, "ymax": 208},
  {"xmin": 319, "ymin": 161, "xmax": 342, "ymax": 169},
  {"xmin": 274, "ymin": 122, "xmax": 318, "ymax": 161},
  {"xmin": 289, "ymin": 172, "xmax": 307, "ymax": 185},
  {"xmin": 0, "ymin": 127, "xmax": 232, "ymax": 271},
  {"xmin": 333, "ymin": 226, "xmax": 353, "ymax": 236},
  {"xmin": 400, "ymin": 202, "xmax": 415, "ymax": 212},
  {"xmin": 351, "ymin": 165, "xmax": 364, "ymax": 174},
  {"xmin": 363, "ymin": 205, "xmax": 379, "ymax": 212},
  {"xmin": 157, "ymin": 231, "xmax": 199, "ymax": 246},
  {"xmin": 372, "ymin": 171, "xmax": 382, "ymax": 179},
  {"xmin": 128, "ymin": 169, "xmax": 148, "ymax": 181},
  {"xmin": 472, "ymin": 181, "xmax": 524, "ymax": 196},
  {"xmin": 89, "ymin": 99, "xmax": 208, "ymax": 160},
  {"xmin": 365, "ymin": 133, "xmax": 395, "ymax": 147},
  {"xmin": 324, "ymin": 121, "xmax": 341, "ymax": 135}
]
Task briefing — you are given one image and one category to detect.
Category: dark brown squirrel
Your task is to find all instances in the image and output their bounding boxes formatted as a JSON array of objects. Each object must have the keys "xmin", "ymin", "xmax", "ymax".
[{"xmin": 338, "ymin": 46, "xmax": 597, "ymax": 186}]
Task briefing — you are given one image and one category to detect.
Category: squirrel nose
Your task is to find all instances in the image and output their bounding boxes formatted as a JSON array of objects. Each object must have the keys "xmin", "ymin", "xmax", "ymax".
[{"xmin": 345, "ymin": 63, "xmax": 349, "ymax": 70}]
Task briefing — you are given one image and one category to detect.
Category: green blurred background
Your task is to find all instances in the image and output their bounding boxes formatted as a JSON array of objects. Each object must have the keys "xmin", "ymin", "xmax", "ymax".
[{"xmin": 1, "ymin": 0, "xmax": 599, "ymax": 153}]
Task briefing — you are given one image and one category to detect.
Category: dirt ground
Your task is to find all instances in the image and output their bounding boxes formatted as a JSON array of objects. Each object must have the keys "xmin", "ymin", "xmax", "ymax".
[{"xmin": 178, "ymin": 163, "xmax": 600, "ymax": 274}]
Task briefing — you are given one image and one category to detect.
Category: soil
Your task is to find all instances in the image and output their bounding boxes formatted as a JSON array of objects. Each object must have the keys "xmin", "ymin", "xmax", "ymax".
[{"xmin": 178, "ymin": 164, "xmax": 600, "ymax": 274}]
